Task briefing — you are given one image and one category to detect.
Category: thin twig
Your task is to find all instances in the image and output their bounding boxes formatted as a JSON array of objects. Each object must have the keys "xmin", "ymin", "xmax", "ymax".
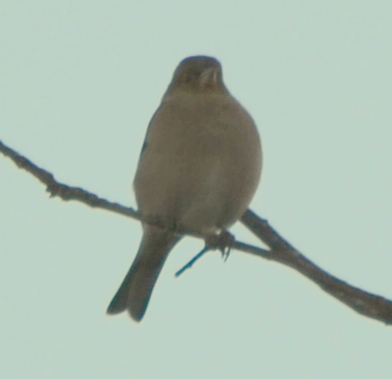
[
  {"xmin": 241, "ymin": 210, "xmax": 392, "ymax": 325},
  {"xmin": 1, "ymin": 138, "xmax": 392, "ymax": 325},
  {"xmin": 175, "ymin": 247, "xmax": 209, "ymax": 277}
]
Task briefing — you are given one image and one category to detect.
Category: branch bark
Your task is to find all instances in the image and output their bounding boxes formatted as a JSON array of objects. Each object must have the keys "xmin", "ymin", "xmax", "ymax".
[{"xmin": 1, "ymin": 139, "xmax": 392, "ymax": 325}]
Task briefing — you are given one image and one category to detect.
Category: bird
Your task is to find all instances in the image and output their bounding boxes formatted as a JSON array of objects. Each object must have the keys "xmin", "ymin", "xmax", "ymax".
[{"xmin": 106, "ymin": 55, "xmax": 262, "ymax": 322}]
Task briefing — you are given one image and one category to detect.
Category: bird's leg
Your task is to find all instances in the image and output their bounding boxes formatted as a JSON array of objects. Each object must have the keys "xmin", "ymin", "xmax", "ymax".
[
  {"xmin": 205, "ymin": 231, "xmax": 235, "ymax": 262},
  {"xmin": 175, "ymin": 231, "xmax": 235, "ymax": 277}
]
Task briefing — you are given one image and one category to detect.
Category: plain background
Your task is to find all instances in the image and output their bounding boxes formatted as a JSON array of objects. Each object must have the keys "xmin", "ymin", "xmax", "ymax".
[{"xmin": 1, "ymin": 1, "xmax": 392, "ymax": 378}]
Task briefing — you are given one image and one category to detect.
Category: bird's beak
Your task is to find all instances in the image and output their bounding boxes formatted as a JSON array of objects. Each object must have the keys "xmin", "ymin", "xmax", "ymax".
[{"xmin": 200, "ymin": 68, "xmax": 219, "ymax": 89}]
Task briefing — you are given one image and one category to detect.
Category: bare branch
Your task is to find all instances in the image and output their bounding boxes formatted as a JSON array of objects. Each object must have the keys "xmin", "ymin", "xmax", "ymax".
[
  {"xmin": 241, "ymin": 210, "xmax": 392, "ymax": 325},
  {"xmin": 0, "ymin": 139, "xmax": 265, "ymax": 254},
  {"xmin": 1, "ymin": 139, "xmax": 392, "ymax": 325},
  {"xmin": 0, "ymin": 140, "xmax": 138, "ymax": 219}
]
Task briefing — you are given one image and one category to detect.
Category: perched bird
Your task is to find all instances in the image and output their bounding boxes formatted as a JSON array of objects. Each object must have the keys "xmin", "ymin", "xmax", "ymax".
[{"xmin": 107, "ymin": 56, "xmax": 262, "ymax": 321}]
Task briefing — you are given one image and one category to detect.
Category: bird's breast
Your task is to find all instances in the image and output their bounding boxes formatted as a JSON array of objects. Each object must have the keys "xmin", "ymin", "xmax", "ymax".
[{"xmin": 134, "ymin": 94, "xmax": 262, "ymax": 234}]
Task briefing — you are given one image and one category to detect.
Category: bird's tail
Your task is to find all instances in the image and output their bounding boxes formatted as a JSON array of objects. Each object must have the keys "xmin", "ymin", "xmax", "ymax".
[{"xmin": 107, "ymin": 225, "xmax": 181, "ymax": 321}]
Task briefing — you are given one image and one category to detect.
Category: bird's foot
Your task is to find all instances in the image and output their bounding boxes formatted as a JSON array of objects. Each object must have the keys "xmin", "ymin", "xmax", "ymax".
[{"xmin": 205, "ymin": 231, "xmax": 235, "ymax": 262}]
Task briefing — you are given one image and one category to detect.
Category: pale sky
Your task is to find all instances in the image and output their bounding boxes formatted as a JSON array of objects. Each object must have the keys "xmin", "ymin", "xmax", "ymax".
[{"xmin": 1, "ymin": 1, "xmax": 392, "ymax": 378}]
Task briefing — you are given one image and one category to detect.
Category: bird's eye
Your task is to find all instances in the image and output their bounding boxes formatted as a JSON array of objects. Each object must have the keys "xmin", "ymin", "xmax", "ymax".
[{"xmin": 182, "ymin": 73, "xmax": 194, "ymax": 83}]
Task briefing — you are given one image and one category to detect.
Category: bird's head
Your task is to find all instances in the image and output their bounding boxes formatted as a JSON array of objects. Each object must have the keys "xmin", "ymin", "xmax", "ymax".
[{"xmin": 163, "ymin": 56, "xmax": 228, "ymax": 98}]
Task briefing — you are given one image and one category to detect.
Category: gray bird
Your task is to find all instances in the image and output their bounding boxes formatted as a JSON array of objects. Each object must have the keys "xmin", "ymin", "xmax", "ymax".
[{"xmin": 107, "ymin": 56, "xmax": 262, "ymax": 321}]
